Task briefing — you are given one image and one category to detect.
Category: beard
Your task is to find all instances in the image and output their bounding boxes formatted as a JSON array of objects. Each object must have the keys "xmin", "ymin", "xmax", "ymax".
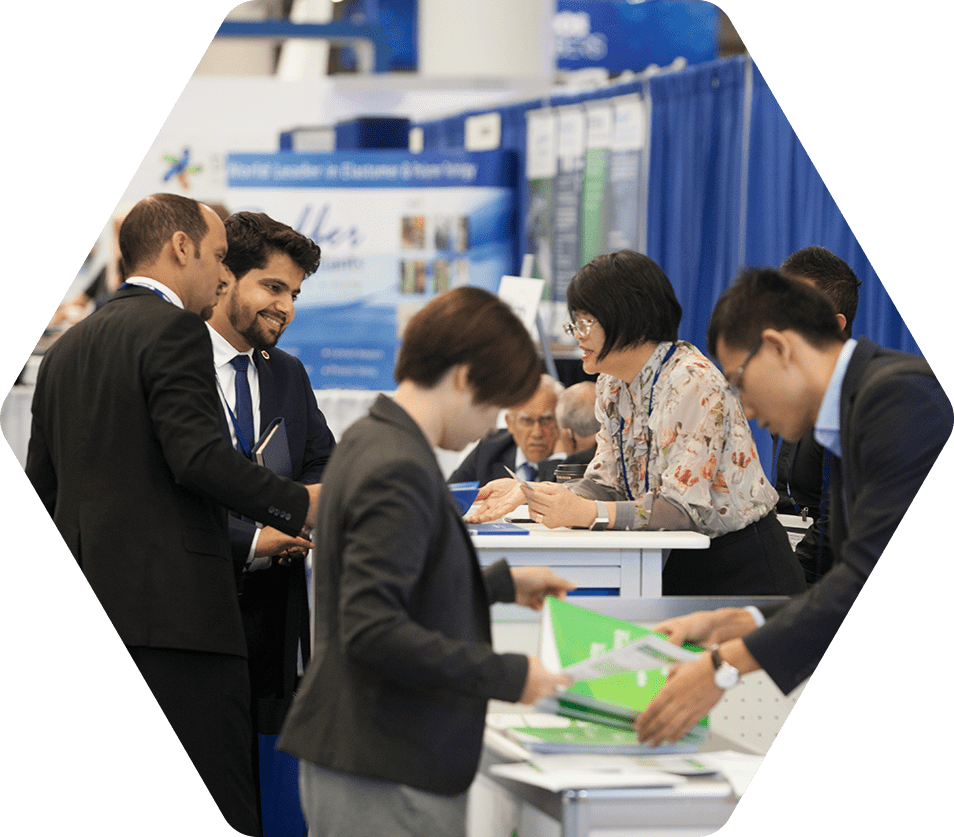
[{"xmin": 229, "ymin": 294, "xmax": 284, "ymax": 350}]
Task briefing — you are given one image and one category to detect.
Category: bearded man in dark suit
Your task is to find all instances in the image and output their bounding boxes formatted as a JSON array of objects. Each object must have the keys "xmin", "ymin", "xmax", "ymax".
[{"xmin": 206, "ymin": 211, "xmax": 335, "ymax": 836}]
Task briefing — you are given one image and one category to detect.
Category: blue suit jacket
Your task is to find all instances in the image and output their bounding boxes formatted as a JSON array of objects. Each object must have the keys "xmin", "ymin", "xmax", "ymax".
[{"xmin": 219, "ymin": 345, "xmax": 336, "ymax": 733}]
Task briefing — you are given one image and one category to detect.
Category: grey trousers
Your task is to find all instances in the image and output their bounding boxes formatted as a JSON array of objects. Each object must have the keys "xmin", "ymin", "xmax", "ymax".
[{"xmin": 298, "ymin": 760, "xmax": 468, "ymax": 837}]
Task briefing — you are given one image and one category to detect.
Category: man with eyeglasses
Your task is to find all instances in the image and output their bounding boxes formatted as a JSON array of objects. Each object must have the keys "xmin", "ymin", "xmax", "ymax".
[
  {"xmin": 448, "ymin": 374, "xmax": 565, "ymax": 485},
  {"xmin": 633, "ymin": 267, "xmax": 952, "ymax": 748}
]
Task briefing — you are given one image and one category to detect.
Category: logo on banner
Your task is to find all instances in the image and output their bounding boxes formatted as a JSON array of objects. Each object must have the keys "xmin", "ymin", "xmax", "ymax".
[{"xmin": 162, "ymin": 147, "xmax": 202, "ymax": 190}]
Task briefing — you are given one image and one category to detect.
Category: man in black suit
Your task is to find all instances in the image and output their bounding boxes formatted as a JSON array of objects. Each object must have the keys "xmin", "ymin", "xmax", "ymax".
[
  {"xmin": 635, "ymin": 268, "xmax": 952, "ymax": 746},
  {"xmin": 448, "ymin": 374, "xmax": 564, "ymax": 484},
  {"xmin": 25, "ymin": 193, "xmax": 321, "ymax": 835},
  {"xmin": 206, "ymin": 211, "xmax": 335, "ymax": 835}
]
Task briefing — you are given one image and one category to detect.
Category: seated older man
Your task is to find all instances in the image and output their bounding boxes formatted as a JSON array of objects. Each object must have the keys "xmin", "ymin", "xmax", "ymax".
[{"xmin": 448, "ymin": 374, "xmax": 564, "ymax": 484}]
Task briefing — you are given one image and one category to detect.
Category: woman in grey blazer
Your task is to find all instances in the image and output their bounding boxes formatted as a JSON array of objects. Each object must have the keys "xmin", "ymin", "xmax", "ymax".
[{"xmin": 278, "ymin": 286, "xmax": 575, "ymax": 837}]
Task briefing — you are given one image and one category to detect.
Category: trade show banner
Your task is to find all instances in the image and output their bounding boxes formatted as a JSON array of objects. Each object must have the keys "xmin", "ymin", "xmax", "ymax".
[{"xmin": 225, "ymin": 150, "xmax": 518, "ymax": 390}]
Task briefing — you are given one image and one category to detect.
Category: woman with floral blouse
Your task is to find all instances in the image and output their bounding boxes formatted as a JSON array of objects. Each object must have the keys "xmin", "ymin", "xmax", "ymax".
[{"xmin": 470, "ymin": 251, "xmax": 806, "ymax": 595}]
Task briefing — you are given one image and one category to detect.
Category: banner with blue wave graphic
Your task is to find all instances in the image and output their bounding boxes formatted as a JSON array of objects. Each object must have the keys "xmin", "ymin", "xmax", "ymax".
[{"xmin": 226, "ymin": 150, "xmax": 518, "ymax": 390}]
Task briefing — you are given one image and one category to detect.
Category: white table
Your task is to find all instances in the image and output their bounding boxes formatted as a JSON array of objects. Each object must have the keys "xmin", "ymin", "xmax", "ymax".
[{"xmin": 471, "ymin": 524, "xmax": 710, "ymax": 597}]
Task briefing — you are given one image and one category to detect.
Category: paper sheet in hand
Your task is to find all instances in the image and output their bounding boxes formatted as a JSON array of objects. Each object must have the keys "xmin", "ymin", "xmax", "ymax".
[{"xmin": 251, "ymin": 417, "xmax": 292, "ymax": 478}]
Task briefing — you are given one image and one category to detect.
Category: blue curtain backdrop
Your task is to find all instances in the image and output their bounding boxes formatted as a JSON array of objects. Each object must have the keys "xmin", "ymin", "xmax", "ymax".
[
  {"xmin": 743, "ymin": 64, "xmax": 919, "ymax": 353},
  {"xmin": 414, "ymin": 55, "xmax": 921, "ymax": 368},
  {"xmin": 645, "ymin": 56, "xmax": 748, "ymax": 356}
]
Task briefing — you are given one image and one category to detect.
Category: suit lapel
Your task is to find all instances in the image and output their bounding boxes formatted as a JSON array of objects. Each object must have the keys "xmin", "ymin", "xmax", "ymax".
[{"xmin": 255, "ymin": 349, "xmax": 279, "ymax": 429}]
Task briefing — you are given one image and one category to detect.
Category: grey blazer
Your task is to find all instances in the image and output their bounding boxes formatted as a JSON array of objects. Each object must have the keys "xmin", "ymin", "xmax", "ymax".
[{"xmin": 278, "ymin": 394, "xmax": 528, "ymax": 795}]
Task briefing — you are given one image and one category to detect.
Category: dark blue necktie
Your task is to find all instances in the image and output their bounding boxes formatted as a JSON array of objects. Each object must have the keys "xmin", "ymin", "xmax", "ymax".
[
  {"xmin": 520, "ymin": 462, "xmax": 539, "ymax": 482},
  {"xmin": 230, "ymin": 355, "xmax": 255, "ymax": 456}
]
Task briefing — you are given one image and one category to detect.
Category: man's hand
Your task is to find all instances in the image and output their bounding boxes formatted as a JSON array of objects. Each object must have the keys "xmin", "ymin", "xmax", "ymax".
[
  {"xmin": 511, "ymin": 565, "xmax": 577, "ymax": 610},
  {"xmin": 255, "ymin": 526, "xmax": 313, "ymax": 562},
  {"xmin": 303, "ymin": 483, "xmax": 322, "ymax": 532},
  {"xmin": 654, "ymin": 608, "xmax": 757, "ymax": 647},
  {"xmin": 465, "ymin": 478, "xmax": 524, "ymax": 522},
  {"xmin": 518, "ymin": 656, "xmax": 573, "ymax": 704},
  {"xmin": 634, "ymin": 654, "xmax": 724, "ymax": 746},
  {"xmin": 522, "ymin": 482, "xmax": 596, "ymax": 529}
]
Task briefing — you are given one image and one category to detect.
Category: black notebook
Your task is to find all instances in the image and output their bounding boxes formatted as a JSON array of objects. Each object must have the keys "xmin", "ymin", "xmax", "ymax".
[{"xmin": 251, "ymin": 417, "xmax": 292, "ymax": 478}]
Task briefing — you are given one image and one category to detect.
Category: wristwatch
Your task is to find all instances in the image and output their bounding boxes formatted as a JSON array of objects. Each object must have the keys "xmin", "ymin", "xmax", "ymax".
[
  {"xmin": 710, "ymin": 645, "xmax": 740, "ymax": 689},
  {"xmin": 589, "ymin": 500, "xmax": 609, "ymax": 531}
]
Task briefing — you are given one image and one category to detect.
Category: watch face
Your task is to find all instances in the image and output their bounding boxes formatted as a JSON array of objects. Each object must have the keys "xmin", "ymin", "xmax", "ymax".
[{"xmin": 715, "ymin": 663, "xmax": 739, "ymax": 689}]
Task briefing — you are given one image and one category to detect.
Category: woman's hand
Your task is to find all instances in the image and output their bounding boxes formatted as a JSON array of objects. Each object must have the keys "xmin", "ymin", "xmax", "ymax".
[
  {"xmin": 465, "ymin": 478, "xmax": 524, "ymax": 522},
  {"xmin": 510, "ymin": 565, "xmax": 577, "ymax": 610},
  {"xmin": 518, "ymin": 656, "xmax": 573, "ymax": 704},
  {"xmin": 522, "ymin": 482, "xmax": 598, "ymax": 529}
]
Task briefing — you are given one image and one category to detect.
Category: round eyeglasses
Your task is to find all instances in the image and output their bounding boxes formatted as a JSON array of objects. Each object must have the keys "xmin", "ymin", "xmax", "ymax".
[{"xmin": 563, "ymin": 318, "xmax": 596, "ymax": 340}]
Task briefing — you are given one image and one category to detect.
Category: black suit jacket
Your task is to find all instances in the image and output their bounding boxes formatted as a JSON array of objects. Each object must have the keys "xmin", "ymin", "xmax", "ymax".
[
  {"xmin": 745, "ymin": 338, "xmax": 953, "ymax": 694},
  {"xmin": 447, "ymin": 428, "xmax": 560, "ymax": 484},
  {"xmin": 278, "ymin": 395, "xmax": 528, "ymax": 795},
  {"xmin": 218, "ymin": 345, "xmax": 336, "ymax": 733},
  {"xmin": 26, "ymin": 286, "xmax": 309, "ymax": 658}
]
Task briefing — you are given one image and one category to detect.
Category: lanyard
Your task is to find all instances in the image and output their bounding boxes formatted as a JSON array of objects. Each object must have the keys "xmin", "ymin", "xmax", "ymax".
[
  {"xmin": 618, "ymin": 342, "xmax": 678, "ymax": 499},
  {"xmin": 215, "ymin": 374, "xmax": 253, "ymax": 458},
  {"xmin": 119, "ymin": 281, "xmax": 172, "ymax": 303}
]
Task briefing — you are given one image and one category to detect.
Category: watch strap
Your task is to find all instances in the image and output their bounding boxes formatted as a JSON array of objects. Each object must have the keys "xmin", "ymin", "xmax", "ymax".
[{"xmin": 589, "ymin": 499, "xmax": 609, "ymax": 531}]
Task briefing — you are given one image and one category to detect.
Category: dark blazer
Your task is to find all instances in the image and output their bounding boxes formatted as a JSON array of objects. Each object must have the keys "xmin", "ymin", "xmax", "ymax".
[
  {"xmin": 448, "ymin": 428, "xmax": 560, "ymax": 484},
  {"xmin": 773, "ymin": 431, "xmax": 835, "ymax": 584},
  {"xmin": 744, "ymin": 338, "xmax": 953, "ymax": 694},
  {"xmin": 220, "ymin": 345, "xmax": 336, "ymax": 733},
  {"xmin": 278, "ymin": 395, "xmax": 529, "ymax": 796},
  {"xmin": 26, "ymin": 286, "xmax": 310, "ymax": 657}
]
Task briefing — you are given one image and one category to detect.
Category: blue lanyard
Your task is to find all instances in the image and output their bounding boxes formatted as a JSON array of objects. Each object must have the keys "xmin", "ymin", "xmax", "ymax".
[
  {"xmin": 119, "ymin": 281, "xmax": 172, "ymax": 303},
  {"xmin": 215, "ymin": 374, "xmax": 253, "ymax": 458},
  {"xmin": 618, "ymin": 343, "xmax": 678, "ymax": 499}
]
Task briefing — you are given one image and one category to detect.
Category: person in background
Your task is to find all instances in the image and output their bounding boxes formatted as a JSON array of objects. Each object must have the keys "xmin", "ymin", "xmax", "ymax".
[
  {"xmin": 206, "ymin": 211, "xmax": 335, "ymax": 836},
  {"xmin": 447, "ymin": 373, "xmax": 565, "ymax": 484},
  {"xmin": 25, "ymin": 193, "xmax": 322, "ymax": 836},
  {"xmin": 635, "ymin": 268, "xmax": 952, "ymax": 746},
  {"xmin": 555, "ymin": 380, "xmax": 599, "ymax": 467},
  {"xmin": 277, "ymin": 286, "xmax": 575, "ymax": 837},
  {"xmin": 773, "ymin": 245, "xmax": 863, "ymax": 584},
  {"xmin": 469, "ymin": 250, "xmax": 806, "ymax": 596}
]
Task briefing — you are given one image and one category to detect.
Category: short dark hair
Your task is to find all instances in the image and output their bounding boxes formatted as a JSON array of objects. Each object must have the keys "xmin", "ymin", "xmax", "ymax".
[
  {"xmin": 566, "ymin": 250, "xmax": 682, "ymax": 361},
  {"xmin": 707, "ymin": 267, "xmax": 846, "ymax": 356},
  {"xmin": 780, "ymin": 246, "xmax": 862, "ymax": 336},
  {"xmin": 119, "ymin": 193, "xmax": 209, "ymax": 275},
  {"xmin": 395, "ymin": 286, "xmax": 540, "ymax": 408},
  {"xmin": 223, "ymin": 211, "xmax": 321, "ymax": 280}
]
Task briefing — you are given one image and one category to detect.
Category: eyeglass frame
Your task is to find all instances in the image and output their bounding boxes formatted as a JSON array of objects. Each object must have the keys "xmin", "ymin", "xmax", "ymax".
[
  {"xmin": 725, "ymin": 337, "xmax": 763, "ymax": 395},
  {"xmin": 563, "ymin": 317, "xmax": 597, "ymax": 340},
  {"xmin": 511, "ymin": 412, "xmax": 558, "ymax": 430}
]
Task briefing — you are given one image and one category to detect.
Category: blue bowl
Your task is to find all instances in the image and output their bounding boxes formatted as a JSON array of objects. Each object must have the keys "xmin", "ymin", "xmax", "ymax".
[{"xmin": 449, "ymin": 481, "xmax": 480, "ymax": 515}]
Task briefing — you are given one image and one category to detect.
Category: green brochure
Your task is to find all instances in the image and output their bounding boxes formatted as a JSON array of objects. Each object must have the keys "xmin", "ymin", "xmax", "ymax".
[{"xmin": 538, "ymin": 597, "xmax": 709, "ymax": 741}]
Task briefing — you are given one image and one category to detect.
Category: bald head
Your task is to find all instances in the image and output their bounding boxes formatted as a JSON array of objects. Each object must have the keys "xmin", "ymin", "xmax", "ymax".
[{"xmin": 556, "ymin": 380, "xmax": 599, "ymax": 453}]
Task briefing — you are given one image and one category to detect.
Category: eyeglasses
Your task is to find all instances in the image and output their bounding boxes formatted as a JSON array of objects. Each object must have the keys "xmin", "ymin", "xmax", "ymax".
[
  {"xmin": 563, "ymin": 318, "xmax": 596, "ymax": 339},
  {"xmin": 513, "ymin": 413, "xmax": 558, "ymax": 430},
  {"xmin": 725, "ymin": 338, "xmax": 763, "ymax": 395}
]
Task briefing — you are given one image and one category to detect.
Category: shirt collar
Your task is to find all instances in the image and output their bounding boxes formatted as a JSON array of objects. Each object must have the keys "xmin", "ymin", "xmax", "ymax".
[
  {"xmin": 206, "ymin": 322, "xmax": 254, "ymax": 369},
  {"xmin": 122, "ymin": 276, "xmax": 183, "ymax": 309},
  {"xmin": 814, "ymin": 338, "xmax": 858, "ymax": 457}
]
